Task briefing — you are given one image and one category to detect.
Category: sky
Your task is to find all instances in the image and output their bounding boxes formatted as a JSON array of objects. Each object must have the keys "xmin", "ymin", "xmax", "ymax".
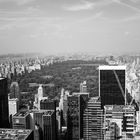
[{"xmin": 0, "ymin": 0, "xmax": 140, "ymax": 55}]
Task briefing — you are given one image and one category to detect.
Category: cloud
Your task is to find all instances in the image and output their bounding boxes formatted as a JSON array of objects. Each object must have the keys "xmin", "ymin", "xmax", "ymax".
[
  {"xmin": 0, "ymin": 16, "xmax": 62, "ymax": 30},
  {"xmin": 63, "ymin": 0, "xmax": 95, "ymax": 11},
  {"xmin": 129, "ymin": 0, "xmax": 140, "ymax": 3},
  {"xmin": 112, "ymin": 0, "xmax": 140, "ymax": 12},
  {"xmin": 0, "ymin": 0, "xmax": 35, "ymax": 5}
]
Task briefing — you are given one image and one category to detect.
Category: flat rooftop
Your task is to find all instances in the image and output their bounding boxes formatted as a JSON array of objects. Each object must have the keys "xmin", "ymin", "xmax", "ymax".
[
  {"xmin": 34, "ymin": 110, "xmax": 54, "ymax": 116},
  {"xmin": 13, "ymin": 111, "xmax": 29, "ymax": 117},
  {"xmin": 72, "ymin": 92, "xmax": 89, "ymax": 96},
  {"xmin": 99, "ymin": 65, "xmax": 126, "ymax": 70},
  {"xmin": 0, "ymin": 129, "xmax": 32, "ymax": 140},
  {"xmin": 0, "ymin": 77, "xmax": 5, "ymax": 80}
]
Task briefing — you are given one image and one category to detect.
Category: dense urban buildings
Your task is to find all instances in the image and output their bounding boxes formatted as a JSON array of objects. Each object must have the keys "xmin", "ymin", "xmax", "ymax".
[
  {"xmin": 0, "ymin": 129, "xmax": 33, "ymax": 140},
  {"xmin": 1, "ymin": 53, "xmax": 140, "ymax": 140}
]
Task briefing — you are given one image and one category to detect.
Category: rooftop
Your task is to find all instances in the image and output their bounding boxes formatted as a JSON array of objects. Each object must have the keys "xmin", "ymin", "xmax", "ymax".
[
  {"xmin": 0, "ymin": 77, "xmax": 5, "ymax": 80},
  {"xmin": 104, "ymin": 105, "xmax": 135, "ymax": 112},
  {"xmin": 13, "ymin": 111, "xmax": 29, "ymax": 117},
  {"xmin": 99, "ymin": 65, "xmax": 126, "ymax": 70},
  {"xmin": 34, "ymin": 110, "xmax": 54, "ymax": 116},
  {"xmin": 0, "ymin": 129, "xmax": 32, "ymax": 140},
  {"xmin": 72, "ymin": 92, "xmax": 89, "ymax": 96}
]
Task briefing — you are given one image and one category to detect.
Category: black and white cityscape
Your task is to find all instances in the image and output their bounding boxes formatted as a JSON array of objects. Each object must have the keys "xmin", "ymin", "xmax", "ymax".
[
  {"xmin": 0, "ymin": 54, "xmax": 140, "ymax": 140},
  {"xmin": 0, "ymin": 0, "xmax": 140, "ymax": 140}
]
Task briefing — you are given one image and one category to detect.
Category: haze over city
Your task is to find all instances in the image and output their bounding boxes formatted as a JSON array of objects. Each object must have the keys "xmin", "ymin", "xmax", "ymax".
[{"xmin": 0, "ymin": 0, "xmax": 140, "ymax": 54}]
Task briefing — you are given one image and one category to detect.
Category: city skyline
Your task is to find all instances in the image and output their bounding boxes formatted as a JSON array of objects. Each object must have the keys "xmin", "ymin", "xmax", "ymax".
[{"xmin": 0, "ymin": 0, "xmax": 140, "ymax": 54}]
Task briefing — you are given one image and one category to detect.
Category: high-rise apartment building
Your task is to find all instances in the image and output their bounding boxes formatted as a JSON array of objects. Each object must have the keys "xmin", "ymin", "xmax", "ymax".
[
  {"xmin": 0, "ymin": 78, "xmax": 9, "ymax": 128},
  {"xmin": 99, "ymin": 66, "xmax": 126, "ymax": 108},
  {"xmin": 83, "ymin": 97, "xmax": 104, "ymax": 140}
]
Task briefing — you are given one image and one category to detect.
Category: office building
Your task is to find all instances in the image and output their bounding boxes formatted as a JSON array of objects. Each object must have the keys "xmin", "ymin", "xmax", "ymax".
[
  {"xmin": 0, "ymin": 78, "xmax": 9, "ymax": 128},
  {"xmin": 59, "ymin": 89, "xmax": 69, "ymax": 126},
  {"xmin": 34, "ymin": 110, "xmax": 57, "ymax": 140},
  {"xmin": 122, "ymin": 106, "xmax": 136, "ymax": 139},
  {"xmin": 40, "ymin": 99, "xmax": 56, "ymax": 110},
  {"xmin": 83, "ymin": 97, "xmax": 104, "ymax": 140},
  {"xmin": 80, "ymin": 81, "xmax": 87, "ymax": 93},
  {"xmin": 67, "ymin": 95, "xmax": 85, "ymax": 140},
  {"xmin": 99, "ymin": 65, "xmax": 126, "ymax": 108},
  {"xmin": 0, "ymin": 128, "xmax": 33, "ymax": 140},
  {"xmin": 104, "ymin": 105, "xmax": 136, "ymax": 139},
  {"xmin": 104, "ymin": 105, "xmax": 124, "ymax": 138},
  {"xmin": 8, "ymin": 98, "xmax": 19, "ymax": 116},
  {"xmin": 12, "ymin": 111, "xmax": 30, "ymax": 129},
  {"xmin": 42, "ymin": 110, "xmax": 56, "ymax": 140},
  {"xmin": 34, "ymin": 111, "xmax": 43, "ymax": 140},
  {"xmin": 34, "ymin": 85, "xmax": 48, "ymax": 110}
]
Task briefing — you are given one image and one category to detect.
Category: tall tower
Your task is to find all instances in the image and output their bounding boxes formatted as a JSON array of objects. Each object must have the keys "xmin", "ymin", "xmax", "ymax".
[
  {"xmin": 80, "ymin": 81, "xmax": 87, "ymax": 93},
  {"xmin": 42, "ymin": 111, "xmax": 56, "ymax": 140},
  {"xmin": 34, "ymin": 84, "xmax": 48, "ymax": 109},
  {"xmin": 0, "ymin": 78, "xmax": 9, "ymax": 128},
  {"xmin": 38, "ymin": 84, "xmax": 43, "ymax": 99},
  {"xmin": 83, "ymin": 97, "xmax": 104, "ymax": 140},
  {"xmin": 67, "ymin": 95, "xmax": 85, "ymax": 140},
  {"xmin": 34, "ymin": 110, "xmax": 57, "ymax": 140},
  {"xmin": 99, "ymin": 65, "xmax": 126, "ymax": 108}
]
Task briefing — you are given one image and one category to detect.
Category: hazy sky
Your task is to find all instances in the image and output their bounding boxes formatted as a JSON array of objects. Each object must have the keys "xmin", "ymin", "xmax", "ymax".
[{"xmin": 0, "ymin": 0, "xmax": 140, "ymax": 55}]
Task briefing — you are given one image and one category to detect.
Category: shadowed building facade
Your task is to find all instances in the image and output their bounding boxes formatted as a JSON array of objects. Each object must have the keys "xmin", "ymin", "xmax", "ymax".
[
  {"xmin": 99, "ymin": 66, "xmax": 126, "ymax": 108},
  {"xmin": 0, "ymin": 78, "xmax": 9, "ymax": 128},
  {"xmin": 83, "ymin": 97, "xmax": 104, "ymax": 140},
  {"xmin": 67, "ymin": 95, "xmax": 85, "ymax": 140}
]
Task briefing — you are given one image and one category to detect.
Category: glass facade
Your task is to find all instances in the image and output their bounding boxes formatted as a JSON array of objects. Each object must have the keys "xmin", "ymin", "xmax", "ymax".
[{"xmin": 100, "ymin": 69, "xmax": 125, "ymax": 108}]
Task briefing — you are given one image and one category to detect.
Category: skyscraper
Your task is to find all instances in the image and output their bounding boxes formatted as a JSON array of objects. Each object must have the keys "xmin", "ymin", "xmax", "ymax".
[
  {"xmin": 40, "ymin": 99, "xmax": 56, "ymax": 110},
  {"xmin": 83, "ymin": 97, "xmax": 104, "ymax": 140},
  {"xmin": 42, "ymin": 110, "xmax": 56, "ymax": 140},
  {"xmin": 0, "ymin": 78, "xmax": 9, "ymax": 128},
  {"xmin": 34, "ymin": 110, "xmax": 57, "ymax": 140},
  {"xmin": 80, "ymin": 81, "xmax": 87, "ymax": 93},
  {"xmin": 67, "ymin": 95, "xmax": 85, "ymax": 140},
  {"xmin": 99, "ymin": 65, "xmax": 126, "ymax": 108},
  {"xmin": 34, "ymin": 85, "xmax": 48, "ymax": 110}
]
